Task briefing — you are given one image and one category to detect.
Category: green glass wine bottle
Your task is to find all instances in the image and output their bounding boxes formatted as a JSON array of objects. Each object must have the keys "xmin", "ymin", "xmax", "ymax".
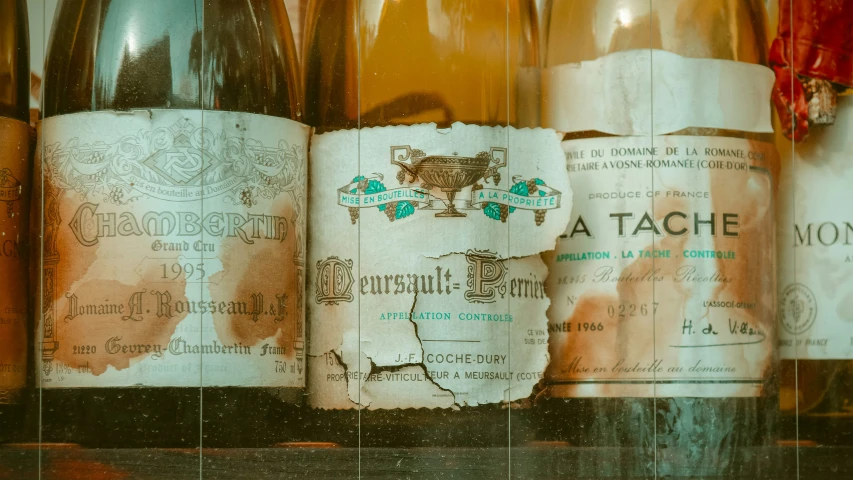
[
  {"xmin": 37, "ymin": 0, "xmax": 308, "ymax": 447},
  {"xmin": 539, "ymin": 0, "xmax": 779, "ymax": 476}
]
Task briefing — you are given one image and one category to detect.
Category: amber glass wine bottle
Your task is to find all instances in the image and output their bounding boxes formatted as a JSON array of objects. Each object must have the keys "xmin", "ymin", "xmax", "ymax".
[
  {"xmin": 0, "ymin": 0, "xmax": 32, "ymax": 445},
  {"xmin": 540, "ymin": 0, "xmax": 778, "ymax": 476},
  {"xmin": 303, "ymin": 0, "xmax": 571, "ymax": 447},
  {"xmin": 777, "ymin": 93, "xmax": 853, "ymax": 445},
  {"xmin": 38, "ymin": 0, "xmax": 308, "ymax": 447}
]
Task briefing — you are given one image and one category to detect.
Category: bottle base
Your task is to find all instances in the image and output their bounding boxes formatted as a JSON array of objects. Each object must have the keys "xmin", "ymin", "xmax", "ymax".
[{"xmin": 37, "ymin": 387, "xmax": 304, "ymax": 448}]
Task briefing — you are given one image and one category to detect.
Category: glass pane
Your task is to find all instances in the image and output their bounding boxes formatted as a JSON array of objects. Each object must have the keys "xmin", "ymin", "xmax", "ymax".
[
  {"xmin": 647, "ymin": 0, "xmax": 780, "ymax": 477},
  {"xmin": 536, "ymin": 1, "xmax": 657, "ymax": 476},
  {"xmin": 5, "ymin": 1, "xmax": 853, "ymax": 478},
  {"xmin": 197, "ymin": 0, "xmax": 308, "ymax": 450},
  {"xmin": 780, "ymin": 0, "xmax": 853, "ymax": 477},
  {"xmin": 37, "ymin": 0, "xmax": 203, "ymax": 457}
]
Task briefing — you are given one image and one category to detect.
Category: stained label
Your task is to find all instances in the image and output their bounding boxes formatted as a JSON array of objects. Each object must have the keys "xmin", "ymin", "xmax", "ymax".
[
  {"xmin": 778, "ymin": 96, "xmax": 853, "ymax": 360},
  {"xmin": 544, "ymin": 136, "xmax": 776, "ymax": 398},
  {"xmin": 38, "ymin": 110, "xmax": 308, "ymax": 388},
  {"xmin": 307, "ymin": 123, "xmax": 572, "ymax": 408}
]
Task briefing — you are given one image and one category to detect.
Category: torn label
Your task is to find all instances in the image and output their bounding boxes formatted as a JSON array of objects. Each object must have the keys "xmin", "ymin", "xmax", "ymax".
[{"xmin": 307, "ymin": 123, "xmax": 570, "ymax": 409}]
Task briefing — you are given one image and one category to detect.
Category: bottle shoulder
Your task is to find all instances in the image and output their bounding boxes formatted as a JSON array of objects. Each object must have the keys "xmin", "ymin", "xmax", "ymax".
[
  {"xmin": 303, "ymin": 0, "xmax": 539, "ymax": 131},
  {"xmin": 43, "ymin": 0, "xmax": 301, "ymax": 121},
  {"xmin": 546, "ymin": 0, "xmax": 769, "ymax": 67}
]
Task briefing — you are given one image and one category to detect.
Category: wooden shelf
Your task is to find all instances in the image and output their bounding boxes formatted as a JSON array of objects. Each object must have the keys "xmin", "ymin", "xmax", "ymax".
[{"xmin": 1, "ymin": 445, "xmax": 847, "ymax": 479}]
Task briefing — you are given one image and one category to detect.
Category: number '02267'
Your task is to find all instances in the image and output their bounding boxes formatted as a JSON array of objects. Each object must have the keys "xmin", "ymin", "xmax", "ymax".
[{"xmin": 606, "ymin": 303, "xmax": 659, "ymax": 318}]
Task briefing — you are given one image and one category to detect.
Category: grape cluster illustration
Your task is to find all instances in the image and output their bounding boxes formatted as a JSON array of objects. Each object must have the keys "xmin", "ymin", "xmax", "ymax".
[
  {"xmin": 499, "ymin": 204, "xmax": 510, "ymax": 223},
  {"xmin": 108, "ymin": 186, "xmax": 125, "ymax": 204},
  {"xmin": 347, "ymin": 175, "xmax": 415, "ymax": 224},
  {"xmin": 384, "ymin": 201, "xmax": 399, "ymax": 222},
  {"xmin": 525, "ymin": 179, "xmax": 547, "ymax": 226},
  {"xmin": 482, "ymin": 177, "xmax": 548, "ymax": 226},
  {"xmin": 239, "ymin": 187, "xmax": 254, "ymax": 208}
]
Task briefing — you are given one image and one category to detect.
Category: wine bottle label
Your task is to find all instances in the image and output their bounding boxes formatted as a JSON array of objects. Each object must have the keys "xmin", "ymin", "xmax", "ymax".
[
  {"xmin": 779, "ymin": 96, "xmax": 853, "ymax": 360},
  {"xmin": 0, "ymin": 117, "xmax": 30, "ymax": 404},
  {"xmin": 544, "ymin": 136, "xmax": 776, "ymax": 398},
  {"xmin": 543, "ymin": 49, "xmax": 775, "ymax": 136},
  {"xmin": 306, "ymin": 123, "xmax": 572, "ymax": 409},
  {"xmin": 37, "ymin": 109, "xmax": 308, "ymax": 388}
]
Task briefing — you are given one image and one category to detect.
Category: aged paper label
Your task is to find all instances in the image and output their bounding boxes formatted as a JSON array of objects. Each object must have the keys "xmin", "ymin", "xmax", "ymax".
[
  {"xmin": 779, "ymin": 96, "xmax": 853, "ymax": 359},
  {"xmin": 37, "ymin": 110, "xmax": 308, "ymax": 388},
  {"xmin": 0, "ymin": 117, "xmax": 30, "ymax": 404},
  {"xmin": 543, "ymin": 50, "xmax": 775, "ymax": 136},
  {"xmin": 307, "ymin": 123, "xmax": 572, "ymax": 408},
  {"xmin": 544, "ymin": 136, "xmax": 776, "ymax": 398}
]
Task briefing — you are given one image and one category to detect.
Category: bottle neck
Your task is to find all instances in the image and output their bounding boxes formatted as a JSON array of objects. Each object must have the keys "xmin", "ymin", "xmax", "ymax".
[
  {"xmin": 0, "ymin": 0, "xmax": 30, "ymax": 124},
  {"xmin": 42, "ymin": 0, "xmax": 301, "ymax": 122}
]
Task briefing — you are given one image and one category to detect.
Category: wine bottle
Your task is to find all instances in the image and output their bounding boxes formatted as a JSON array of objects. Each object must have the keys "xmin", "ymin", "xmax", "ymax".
[
  {"xmin": 304, "ymin": 0, "xmax": 570, "ymax": 447},
  {"xmin": 540, "ymin": 0, "xmax": 778, "ymax": 476},
  {"xmin": 37, "ymin": 0, "xmax": 308, "ymax": 447},
  {"xmin": 770, "ymin": 0, "xmax": 853, "ymax": 447},
  {"xmin": 0, "ymin": 0, "xmax": 32, "ymax": 445},
  {"xmin": 777, "ymin": 95, "xmax": 853, "ymax": 447}
]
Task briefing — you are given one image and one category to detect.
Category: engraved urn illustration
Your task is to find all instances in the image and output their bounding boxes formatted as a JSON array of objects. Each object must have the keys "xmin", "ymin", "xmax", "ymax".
[{"xmin": 391, "ymin": 145, "xmax": 506, "ymax": 217}]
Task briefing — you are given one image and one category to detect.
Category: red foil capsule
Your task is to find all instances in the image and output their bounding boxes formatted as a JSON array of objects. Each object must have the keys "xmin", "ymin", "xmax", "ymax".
[{"xmin": 770, "ymin": 0, "xmax": 853, "ymax": 141}]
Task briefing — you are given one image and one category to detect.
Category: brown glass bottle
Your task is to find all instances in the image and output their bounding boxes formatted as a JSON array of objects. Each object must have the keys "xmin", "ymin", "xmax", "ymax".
[
  {"xmin": 303, "ymin": 0, "xmax": 542, "ymax": 447},
  {"xmin": 0, "ymin": 0, "xmax": 32, "ymax": 445},
  {"xmin": 38, "ymin": 0, "xmax": 305, "ymax": 448},
  {"xmin": 780, "ymin": 361, "xmax": 853, "ymax": 445},
  {"xmin": 538, "ymin": 0, "xmax": 779, "ymax": 477}
]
